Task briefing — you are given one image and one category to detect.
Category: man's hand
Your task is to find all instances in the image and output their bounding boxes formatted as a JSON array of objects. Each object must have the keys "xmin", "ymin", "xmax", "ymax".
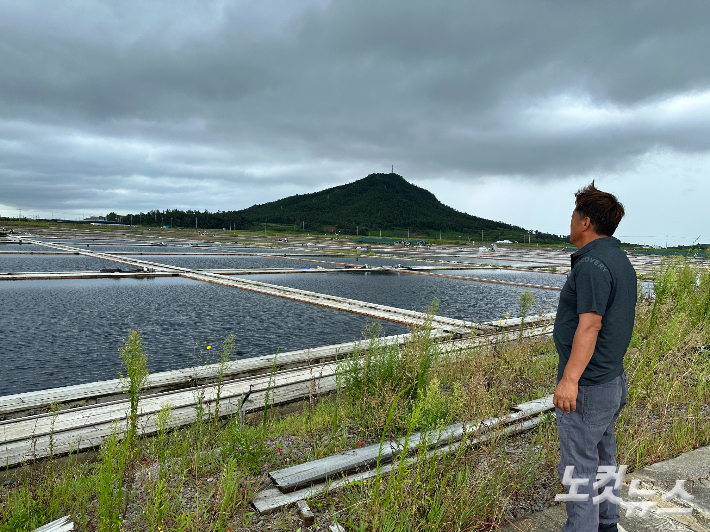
[
  {"xmin": 554, "ymin": 376, "xmax": 578, "ymax": 413},
  {"xmin": 554, "ymin": 311, "xmax": 602, "ymax": 413}
]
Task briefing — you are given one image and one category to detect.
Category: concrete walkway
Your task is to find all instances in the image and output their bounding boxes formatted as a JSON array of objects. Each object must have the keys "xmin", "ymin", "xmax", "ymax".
[{"xmin": 503, "ymin": 445, "xmax": 710, "ymax": 532}]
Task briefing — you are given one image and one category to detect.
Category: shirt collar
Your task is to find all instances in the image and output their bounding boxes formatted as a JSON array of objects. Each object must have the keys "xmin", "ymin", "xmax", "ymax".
[{"xmin": 570, "ymin": 236, "xmax": 619, "ymax": 267}]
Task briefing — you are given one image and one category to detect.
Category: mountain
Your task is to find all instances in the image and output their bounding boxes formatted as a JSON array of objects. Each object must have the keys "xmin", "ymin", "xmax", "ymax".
[
  {"xmin": 239, "ymin": 173, "xmax": 562, "ymax": 242},
  {"xmin": 107, "ymin": 173, "xmax": 565, "ymax": 242}
]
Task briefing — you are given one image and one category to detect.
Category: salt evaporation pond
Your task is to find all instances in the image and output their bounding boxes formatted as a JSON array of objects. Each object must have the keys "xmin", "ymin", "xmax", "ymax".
[
  {"xmin": 0, "ymin": 254, "xmax": 126, "ymax": 272},
  {"xmin": 0, "ymin": 277, "xmax": 408, "ymax": 396},
  {"xmin": 234, "ymin": 271, "xmax": 559, "ymax": 323},
  {"xmin": 0, "ymin": 243, "xmax": 57, "ymax": 252},
  {"xmin": 434, "ymin": 269, "xmax": 566, "ymax": 288}
]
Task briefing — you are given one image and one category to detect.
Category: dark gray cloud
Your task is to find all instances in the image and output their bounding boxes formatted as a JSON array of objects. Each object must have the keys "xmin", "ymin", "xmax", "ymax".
[{"xmin": 1, "ymin": 0, "xmax": 710, "ymax": 237}]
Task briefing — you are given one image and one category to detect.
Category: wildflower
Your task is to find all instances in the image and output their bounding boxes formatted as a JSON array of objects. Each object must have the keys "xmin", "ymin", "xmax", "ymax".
[{"xmin": 207, "ymin": 345, "xmax": 211, "ymax": 349}]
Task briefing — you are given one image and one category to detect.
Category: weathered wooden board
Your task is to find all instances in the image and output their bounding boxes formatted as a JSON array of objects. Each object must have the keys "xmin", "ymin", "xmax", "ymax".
[
  {"xmin": 1, "ymin": 367, "xmax": 339, "ymax": 468},
  {"xmin": 513, "ymin": 394, "xmax": 555, "ymax": 414},
  {"xmin": 32, "ymin": 515, "xmax": 74, "ymax": 532},
  {"xmin": 1, "ymin": 363, "xmax": 336, "ymax": 440},
  {"xmin": 254, "ymin": 416, "xmax": 544, "ymax": 514},
  {"xmin": 268, "ymin": 395, "xmax": 554, "ymax": 492}
]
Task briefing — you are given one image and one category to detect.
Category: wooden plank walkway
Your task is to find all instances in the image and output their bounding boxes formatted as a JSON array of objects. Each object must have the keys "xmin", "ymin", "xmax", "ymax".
[
  {"xmin": 0, "ymin": 322, "xmax": 554, "ymax": 468},
  {"xmin": 0, "ymin": 363, "xmax": 334, "ymax": 468}
]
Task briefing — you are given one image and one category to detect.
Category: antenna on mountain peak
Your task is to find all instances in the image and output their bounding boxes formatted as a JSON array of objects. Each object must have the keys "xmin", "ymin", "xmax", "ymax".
[{"xmin": 391, "ymin": 165, "xmax": 393, "ymax": 173}]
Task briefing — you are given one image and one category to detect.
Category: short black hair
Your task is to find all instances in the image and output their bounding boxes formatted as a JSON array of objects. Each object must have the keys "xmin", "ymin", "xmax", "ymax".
[{"xmin": 574, "ymin": 181, "xmax": 625, "ymax": 236}]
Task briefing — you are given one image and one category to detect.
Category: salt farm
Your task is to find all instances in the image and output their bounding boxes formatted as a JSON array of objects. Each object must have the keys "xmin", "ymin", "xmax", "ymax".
[{"xmin": 0, "ymin": 226, "xmax": 672, "ymax": 473}]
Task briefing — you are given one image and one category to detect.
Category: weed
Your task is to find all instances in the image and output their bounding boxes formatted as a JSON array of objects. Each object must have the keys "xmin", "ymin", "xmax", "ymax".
[
  {"xmin": 263, "ymin": 353, "xmax": 279, "ymax": 426},
  {"xmin": 48, "ymin": 400, "xmax": 60, "ymax": 475},
  {"xmin": 145, "ymin": 405, "xmax": 173, "ymax": 531},
  {"xmin": 97, "ymin": 424, "xmax": 128, "ymax": 532},
  {"xmin": 119, "ymin": 330, "xmax": 149, "ymax": 447},
  {"xmin": 213, "ymin": 334, "xmax": 235, "ymax": 424},
  {"xmin": 517, "ymin": 288, "xmax": 537, "ymax": 336}
]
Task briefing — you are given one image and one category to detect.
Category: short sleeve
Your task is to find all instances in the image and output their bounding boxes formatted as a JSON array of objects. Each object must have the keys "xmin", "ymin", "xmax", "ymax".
[{"xmin": 574, "ymin": 256, "xmax": 612, "ymax": 316}]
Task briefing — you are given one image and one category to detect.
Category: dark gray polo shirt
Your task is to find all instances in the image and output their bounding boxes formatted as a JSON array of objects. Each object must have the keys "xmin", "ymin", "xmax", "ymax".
[{"xmin": 553, "ymin": 237, "xmax": 637, "ymax": 386}]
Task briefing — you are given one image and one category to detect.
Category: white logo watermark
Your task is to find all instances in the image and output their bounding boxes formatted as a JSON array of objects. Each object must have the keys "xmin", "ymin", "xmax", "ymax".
[{"xmin": 555, "ymin": 466, "xmax": 694, "ymax": 517}]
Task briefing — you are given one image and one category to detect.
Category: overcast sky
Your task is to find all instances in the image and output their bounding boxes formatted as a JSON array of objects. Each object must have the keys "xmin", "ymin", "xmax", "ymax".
[{"xmin": 1, "ymin": 1, "xmax": 709, "ymax": 246}]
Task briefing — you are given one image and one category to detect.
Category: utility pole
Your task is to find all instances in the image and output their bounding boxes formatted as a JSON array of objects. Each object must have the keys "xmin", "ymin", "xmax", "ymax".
[
  {"xmin": 302, "ymin": 221, "xmax": 304, "ymax": 232},
  {"xmin": 357, "ymin": 225, "xmax": 358, "ymax": 236},
  {"xmin": 440, "ymin": 229, "xmax": 442, "ymax": 240},
  {"xmin": 196, "ymin": 216, "xmax": 197, "ymax": 230},
  {"xmin": 380, "ymin": 229, "xmax": 381, "ymax": 237},
  {"xmin": 481, "ymin": 230, "xmax": 484, "ymax": 242},
  {"xmin": 171, "ymin": 217, "xmax": 172, "ymax": 228}
]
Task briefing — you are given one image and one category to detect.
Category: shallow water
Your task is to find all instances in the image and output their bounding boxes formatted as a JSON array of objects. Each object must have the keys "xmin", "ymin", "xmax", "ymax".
[
  {"xmin": 0, "ymin": 243, "xmax": 54, "ymax": 252},
  {"xmin": 0, "ymin": 254, "xmax": 125, "ymax": 272},
  {"xmin": 0, "ymin": 277, "xmax": 408, "ymax": 396}
]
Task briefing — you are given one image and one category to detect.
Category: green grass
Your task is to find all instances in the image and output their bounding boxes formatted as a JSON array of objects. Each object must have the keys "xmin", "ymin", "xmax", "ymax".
[{"xmin": 1, "ymin": 258, "xmax": 709, "ymax": 530}]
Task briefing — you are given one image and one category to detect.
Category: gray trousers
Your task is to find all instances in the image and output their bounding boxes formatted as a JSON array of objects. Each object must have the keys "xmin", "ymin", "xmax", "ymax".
[{"xmin": 556, "ymin": 372, "xmax": 628, "ymax": 532}]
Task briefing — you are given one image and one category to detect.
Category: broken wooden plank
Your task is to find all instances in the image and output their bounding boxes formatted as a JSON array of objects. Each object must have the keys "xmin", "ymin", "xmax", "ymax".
[
  {"xmin": 1, "ymin": 366, "xmax": 335, "ymax": 467},
  {"xmin": 254, "ymin": 417, "xmax": 543, "ymax": 514},
  {"xmin": 512, "ymin": 394, "xmax": 554, "ymax": 414},
  {"xmin": 296, "ymin": 500, "xmax": 315, "ymax": 527},
  {"xmin": 32, "ymin": 515, "xmax": 74, "ymax": 532},
  {"xmin": 268, "ymin": 395, "xmax": 554, "ymax": 492}
]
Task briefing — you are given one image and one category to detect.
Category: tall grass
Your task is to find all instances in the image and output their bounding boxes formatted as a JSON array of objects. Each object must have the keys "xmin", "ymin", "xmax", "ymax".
[
  {"xmin": 119, "ymin": 330, "xmax": 149, "ymax": 447},
  {"xmin": 616, "ymin": 257, "xmax": 710, "ymax": 469},
  {"xmin": 213, "ymin": 334, "xmax": 235, "ymax": 423}
]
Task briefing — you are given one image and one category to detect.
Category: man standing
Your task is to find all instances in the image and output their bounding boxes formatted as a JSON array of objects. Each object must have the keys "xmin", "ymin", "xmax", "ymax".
[{"xmin": 553, "ymin": 182, "xmax": 637, "ymax": 532}]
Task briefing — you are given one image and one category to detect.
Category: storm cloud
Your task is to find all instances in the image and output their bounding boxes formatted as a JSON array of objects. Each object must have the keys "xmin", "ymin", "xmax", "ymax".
[{"xmin": 1, "ymin": 1, "xmax": 709, "ymax": 244}]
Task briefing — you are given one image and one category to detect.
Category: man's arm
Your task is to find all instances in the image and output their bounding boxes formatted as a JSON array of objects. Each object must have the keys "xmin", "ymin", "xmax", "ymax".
[{"xmin": 553, "ymin": 311, "xmax": 602, "ymax": 413}]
